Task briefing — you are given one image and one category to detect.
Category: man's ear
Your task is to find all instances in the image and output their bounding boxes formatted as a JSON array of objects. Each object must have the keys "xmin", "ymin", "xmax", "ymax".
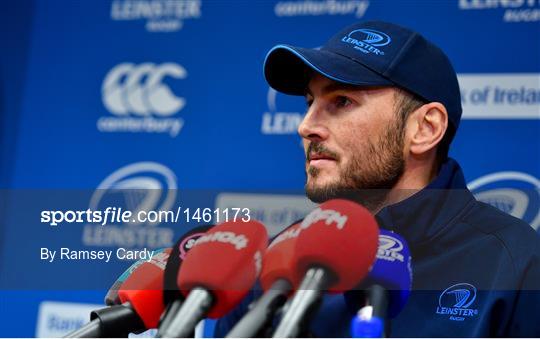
[{"xmin": 408, "ymin": 102, "xmax": 448, "ymax": 156}]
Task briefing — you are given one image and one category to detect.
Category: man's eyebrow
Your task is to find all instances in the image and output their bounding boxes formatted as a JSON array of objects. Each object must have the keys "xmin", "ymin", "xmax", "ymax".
[{"xmin": 304, "ymin": 82, "xmax": 360, "ymax": 97}]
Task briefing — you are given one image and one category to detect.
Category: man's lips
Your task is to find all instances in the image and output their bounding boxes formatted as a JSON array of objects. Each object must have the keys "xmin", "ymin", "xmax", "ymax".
[
  {"xmin": 309, "ymin": 153, "xmax": 336, "ymax": 161},
  {"xmin": 307, "ymin": 153, "xmax": 337, "ymax": 166},
  {"xmin": 308, "ymin": 152, "xmax": 336, "ymax": 161}
]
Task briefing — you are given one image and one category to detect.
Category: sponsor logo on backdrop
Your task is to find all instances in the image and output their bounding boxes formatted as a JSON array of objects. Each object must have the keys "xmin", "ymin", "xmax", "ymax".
[
  {"xmin": 83, "ymin": 162, "xmax": 176, "ymax": 248},
  {"xmin": 468, "ymin": 171, "xmax": 540, "ymax": 231},
  {"xmin": 261, "ymin": 88, "xmax": 304, "ymax": 135},
  {"xmin": 341, "ymin": 28, "xmax": 391, "ymax": 55},
  {"xmin": 458, "ymin": 0, "xmax": 540, "ymax": 22},
  {"xmin": 436, "ymin": 283, "xmax": 479, "ymax": 321},
  {"xmin": 215, "ymin": 193, "xmax": 316, "ymax": 236},
  {"xmin": 98, "ymin": 62, "xmax": 186, "ymax": 137},
  {"xmin": 36, "ymin": 301, "xmax": 103, "ymax": 337},
  {"xmin": 275, "ymin": 0, "xmax": 369, "ymax": 17},
  {"xmin": 458, "ymin": 73, "xmax": 540, "ymax": 119},
  {"xmin": 110, "ymin": 0, "xmax": 202, "ymax": 32}
]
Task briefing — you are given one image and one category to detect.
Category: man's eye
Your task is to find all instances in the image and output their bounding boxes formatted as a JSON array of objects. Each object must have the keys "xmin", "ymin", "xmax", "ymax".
[
  {"xmin": 335, "ymin": 96, "xmax": 352, "ymax": 108},
  {"xmin": 305, "ymin": 98, "xmax": 314, "ymax": 108}
]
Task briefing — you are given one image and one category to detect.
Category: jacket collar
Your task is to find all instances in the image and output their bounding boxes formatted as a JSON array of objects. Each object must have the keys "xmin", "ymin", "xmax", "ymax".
[{"xmin": 375, "ymin": 158, "xmax": 475, "ymax": 245}]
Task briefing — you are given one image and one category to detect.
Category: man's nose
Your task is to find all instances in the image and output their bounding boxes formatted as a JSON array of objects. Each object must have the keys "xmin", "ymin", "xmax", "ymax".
[{"xmin": 297, "ymin": 105, "xmax": 329, "ymax": 142}]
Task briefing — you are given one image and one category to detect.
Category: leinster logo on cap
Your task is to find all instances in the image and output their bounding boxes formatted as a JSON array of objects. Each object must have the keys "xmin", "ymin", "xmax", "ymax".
[
  {"xmin": 436, "ymin": 283, "xmax": 479, "ymax": 321},
  {"xmin": 341, "ymin": 28, "xmax": 391, "ymax": 56}
]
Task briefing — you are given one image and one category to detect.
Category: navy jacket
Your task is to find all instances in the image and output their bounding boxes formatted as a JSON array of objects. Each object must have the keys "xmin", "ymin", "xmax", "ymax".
[{"xmin": 215, "ymin": 159, "xmax": 540, "ymax": 337}]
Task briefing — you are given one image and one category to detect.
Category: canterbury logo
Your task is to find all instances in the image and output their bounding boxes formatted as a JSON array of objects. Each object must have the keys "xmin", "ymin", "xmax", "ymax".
[{"xmin": 102, "ymin": 62, "xmax": 187, "ymax": 116}]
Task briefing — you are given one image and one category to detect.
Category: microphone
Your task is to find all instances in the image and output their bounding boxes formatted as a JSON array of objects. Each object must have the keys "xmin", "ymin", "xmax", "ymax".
[
  {"xmin": 272, "ymin": 199, "xmax": 379, "ymax": 338},
  {"xmin": 104, "ymin": 255, "xmax": 144, "ymax": 306},
  {"xmin": 348, "ymin": 229, "xmax": 412, "ymax": 338},
  {"xmin": 157, "ymin": 220, "xmax": 268, "ymax": 338},
  {"xmin": 64, "ymin": 248, "xmax": 171, "ymax": 338},
  {"xmin": 159, "ymin": 225, "xmax": 214, "ymax": 332},
  {"xmin": 104, "ymin": 275, "xmax": 124, "ymax": 307},
  {"xmin": 163, "ymin": 225, "xmax": 214, "ymax": 306},
  {"xmin": 226, "ymin": 223, "xmax": 302, "ymax": 338}
]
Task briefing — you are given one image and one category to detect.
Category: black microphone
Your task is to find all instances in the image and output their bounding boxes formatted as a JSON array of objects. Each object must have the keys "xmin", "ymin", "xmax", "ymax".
[{"xmin": 65, "ymin": 304, "xmax": 145, "ymax": 338}]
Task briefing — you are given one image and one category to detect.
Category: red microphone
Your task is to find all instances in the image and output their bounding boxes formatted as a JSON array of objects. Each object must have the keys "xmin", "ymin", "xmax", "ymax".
[
  {"xmin": 117, "ymin": 248, "xmax": 170, "ymax": 329},
  {"xmin": 157, "ymin": 220, "xmax": 268, "ymax": 338},
  {"xmin": 260, "ymin": 222, "xmax": 302, "ymax": 291},
  {"xmin": 159, "ymin": 225, "xmax": 214, "ymax": 334},
  {"xmin": 273, "ymin": 199, "xmax": 379, "ymax": 337},
  {"xmin": 64, "ymin": 248, "xmax": 171, "ymax": 338},
  {"xmin": 227, "ymin": 222, "xmax": 302, "ymax": 337}
]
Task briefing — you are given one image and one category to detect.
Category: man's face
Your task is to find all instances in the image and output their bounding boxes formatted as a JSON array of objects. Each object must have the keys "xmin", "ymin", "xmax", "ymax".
[{"xmin": 300, "ymin": 74, "xmax": 406, "ymax": 204}]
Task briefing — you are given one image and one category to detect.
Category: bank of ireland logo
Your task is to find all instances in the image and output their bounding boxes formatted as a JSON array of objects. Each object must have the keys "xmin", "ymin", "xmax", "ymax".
[
  {"xmin": 468, "ymin": 172, "xmax": 540, "ymax": 231},
  {"xmin": 377, "ymin": 234, "xmax": 405, "ymax": 262},
  {"xmin": 98, "ymin": 62, "xmax": 186, "ymax": 137},
  {"xmin": 341, "ymin": 28, "xmax": 391, "ymax": 55},
  {"xmin": 83, "ymin": 162, "xmax": 177, "ymax": 248},
  {"xmin": 436, "ymin": 283, "xmax": 479, "ymax": 321}
]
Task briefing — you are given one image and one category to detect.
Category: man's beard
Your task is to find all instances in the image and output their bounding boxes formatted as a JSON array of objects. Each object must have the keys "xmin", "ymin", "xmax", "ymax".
[{"xmin": 305, "ymin": 118, "xmax": 406, "ymax": 211}]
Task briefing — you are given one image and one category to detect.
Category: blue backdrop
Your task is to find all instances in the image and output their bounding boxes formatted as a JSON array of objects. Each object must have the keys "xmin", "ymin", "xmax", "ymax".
[{"xmin": 1, "ymin": 0, "xmax": 538, "ymax": 337}]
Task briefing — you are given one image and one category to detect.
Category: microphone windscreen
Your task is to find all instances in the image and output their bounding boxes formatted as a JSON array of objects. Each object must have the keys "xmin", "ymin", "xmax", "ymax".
[
  {"xmin": 104, "ymin": 277, "xmax": 125, "ymax": 306},
  {"xmin": 163, "ymin": 225, "xmax": 214, "ymax": 306},
  {"xmin": 106, "ymin": 246, "xmax": 171, "ymax": 305},
  {"xmin": 177, "ymin": 220, "xmax": 268, "ymax": 318},
  {"xmin": 295, "ymin": 199, "xmax": 379, "ymax": 292},
  {"xmin": 260, "ymin": 222, "xmax": 301, "ymax": 291},
  {"xmin": 118, "ymin": 248, "xmax": 171, "ymax": 329}
]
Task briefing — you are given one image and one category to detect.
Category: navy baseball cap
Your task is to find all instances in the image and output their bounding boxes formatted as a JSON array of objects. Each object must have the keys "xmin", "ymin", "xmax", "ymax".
[{"xmin": 264, "ymin": 20, "xmax": 462, "ymax": 131}]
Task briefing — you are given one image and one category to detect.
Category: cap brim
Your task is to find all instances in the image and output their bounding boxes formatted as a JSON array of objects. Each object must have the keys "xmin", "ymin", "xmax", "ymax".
[{"xmin": 264, "ymin": 45, "xmax": 394, "ymax": 95}]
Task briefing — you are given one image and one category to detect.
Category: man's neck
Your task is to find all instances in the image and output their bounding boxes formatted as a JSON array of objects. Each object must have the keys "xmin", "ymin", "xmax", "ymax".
[{"xmin": 371, "ymin": 157, "xmax": 439, "ymax": 214}]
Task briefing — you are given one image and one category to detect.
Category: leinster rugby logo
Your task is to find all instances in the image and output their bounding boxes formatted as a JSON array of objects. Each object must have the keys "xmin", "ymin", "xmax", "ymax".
[
  {"xmin": 468, "ymin": 171, "xmax": 540, "ymax": 231},
  {"xmin": 377, "ymin": 234, "xmax": 405, "ymax": 262},
  {"xmin": 436, "ymin": 283, "xmax": 479, "ymax": 321},
  {"xmin": 341, "ymin": 28, "xmax": 391, "ymax": 55}
]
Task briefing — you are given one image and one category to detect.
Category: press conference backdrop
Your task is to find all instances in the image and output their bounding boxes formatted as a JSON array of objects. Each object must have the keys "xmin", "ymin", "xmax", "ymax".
[{"xmin": 0, "ymin": 0, "xmax": 538, "ymax": 337}]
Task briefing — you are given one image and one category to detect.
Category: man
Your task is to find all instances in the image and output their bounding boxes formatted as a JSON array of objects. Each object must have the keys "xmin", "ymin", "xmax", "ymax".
[{"xmin": 216, "ymin": 20, "xmax": 540, "ymax": 337}]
